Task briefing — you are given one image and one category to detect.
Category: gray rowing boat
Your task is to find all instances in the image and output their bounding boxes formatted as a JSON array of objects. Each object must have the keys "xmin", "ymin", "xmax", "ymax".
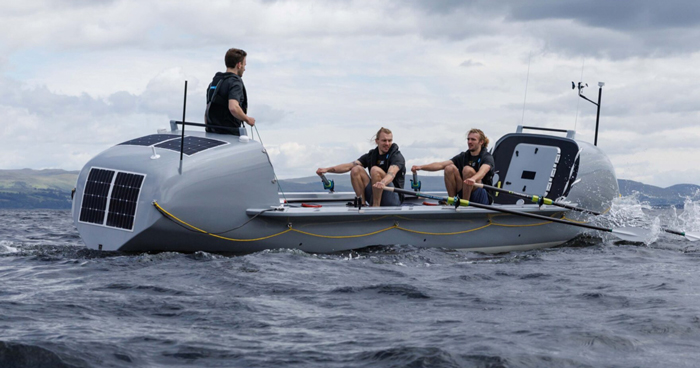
[{"xmin": 71, "ymin": 122, "xmax": 618, "ymax": 253}]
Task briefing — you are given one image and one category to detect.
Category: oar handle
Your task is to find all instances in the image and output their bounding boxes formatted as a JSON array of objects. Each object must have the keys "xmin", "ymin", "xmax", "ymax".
[{"xmin": 319, "ymin": 174, "xmax": 334, "ymax": 192}]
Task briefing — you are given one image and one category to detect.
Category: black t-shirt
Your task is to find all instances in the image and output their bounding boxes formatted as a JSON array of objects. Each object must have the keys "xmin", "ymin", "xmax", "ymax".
[
  {"xmin": 358, "ymin": 143, "xmax": 406, "ymax": 201},
  {"xmin": 206, "ymin": 72, "xmax": 247, "ymax": 134},
  {"xmin": 450, "ymin": 148, "xmax": 495, "ymax": 187}
]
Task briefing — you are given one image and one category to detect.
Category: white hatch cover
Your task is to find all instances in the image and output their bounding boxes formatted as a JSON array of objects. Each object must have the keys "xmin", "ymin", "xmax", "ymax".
[{"xmin": 501, "ymin": 143, "xmax": 560, "ymax": 197}]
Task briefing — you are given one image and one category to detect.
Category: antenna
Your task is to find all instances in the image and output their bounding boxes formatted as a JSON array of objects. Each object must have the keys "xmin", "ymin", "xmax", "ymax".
[
  {"xmin": 521, "ymin": 52, "xmax": 531, "ymax": 124},
  {"xmin": 572, "ymin": 79, "xmax": 604, "ymax": 146},
  {"xmin": 180, "ymin": 80, "xmax": 187, "ymax": 161},
  {"xmin": 574, "ymin": 59, "xmax": 584, "ymax": 131}
]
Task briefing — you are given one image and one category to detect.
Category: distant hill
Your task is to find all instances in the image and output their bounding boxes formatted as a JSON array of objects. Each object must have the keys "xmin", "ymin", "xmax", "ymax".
[
  {"xmin": 618, "ymin": 179, "xmax": 700, "ymax": 207},
  {"xmin": 1, "ymin": 169, "xmax": 698, "ymax": 209},
  {"xmin": 0, "ymin": 169, "xmax": 78, "ymax": 209}
]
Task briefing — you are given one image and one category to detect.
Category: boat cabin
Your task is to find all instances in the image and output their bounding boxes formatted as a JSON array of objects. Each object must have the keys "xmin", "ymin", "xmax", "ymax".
[{"xmin": 490, "ymin": 126, "xmax": 580, "ymax": 204}]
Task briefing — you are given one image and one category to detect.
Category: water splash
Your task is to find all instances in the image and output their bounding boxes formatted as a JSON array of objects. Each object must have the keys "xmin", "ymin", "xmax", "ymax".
[
  {"xmin": 0, "ymin": 240, "xmax": 19, "ymax": 254},
  {"xmin": 678, "ymin": 196, "xmax": 700, "ymax": 232},
  {"xmin": 603, "ymin": 193, "xmax": 653, "ymax": 229},
  {"xmin": 603, "ymin": 193, "xmax": 700, "ymax": 247}
]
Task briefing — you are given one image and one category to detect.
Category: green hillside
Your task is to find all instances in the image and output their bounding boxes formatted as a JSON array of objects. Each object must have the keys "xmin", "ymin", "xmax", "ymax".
[
  {"xmin": 0, "ymin": 169, "xmax": 78, "ymax": 209},
  {"xmin": 0, "ymin": 168, "xmax": 78, "ymax": 191}
]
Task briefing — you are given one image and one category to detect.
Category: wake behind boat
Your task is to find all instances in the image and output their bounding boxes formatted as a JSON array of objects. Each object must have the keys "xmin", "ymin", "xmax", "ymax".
[{"xmin": 71, "ymin": 121, "xmax": 621, "ymax": 254}]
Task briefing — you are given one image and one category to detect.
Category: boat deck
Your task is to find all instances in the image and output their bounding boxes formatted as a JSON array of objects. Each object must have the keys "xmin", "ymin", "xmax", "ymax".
[{"xmin": 248, "ymin": 191, "xmax": 568, "ymax": 218}]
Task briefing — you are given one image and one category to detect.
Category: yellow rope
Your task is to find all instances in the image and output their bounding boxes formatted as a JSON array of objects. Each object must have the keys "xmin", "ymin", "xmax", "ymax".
[
  {"xmin": 561, "ymin": 216, "xmax": 588, "ymax": 224},
  {"xmin": 396, "ymin": 223, "xmax": 491, "ymax": 235},
  {"xmin": 562, "ymin": 206, "xmax": 611, "ymax": 224},
  {"xmin": 154, "ymin": 201, "xmax": 292, "ymax": 242},
  {"xmin": 154, "ymin": 201, "xmax": 208, "ymax": 233},
  {"xmin": 152, "ymin": 201, "xmax": 595, "ymax": 242},
  {"xmin": 289, "ymin": 225, "xmax": 397, "ymax": 238}
]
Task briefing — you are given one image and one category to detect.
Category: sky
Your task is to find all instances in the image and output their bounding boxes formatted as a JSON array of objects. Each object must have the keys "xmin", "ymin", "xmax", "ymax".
[{"xmin": 1, "ymin": 0, "xmax": 699, "ymax": 187}]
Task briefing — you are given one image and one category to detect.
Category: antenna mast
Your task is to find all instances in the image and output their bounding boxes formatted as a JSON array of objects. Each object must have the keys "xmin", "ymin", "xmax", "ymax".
[{"xmin": 572, "ymin": 80, "xmax": 604, "ymax": 146}]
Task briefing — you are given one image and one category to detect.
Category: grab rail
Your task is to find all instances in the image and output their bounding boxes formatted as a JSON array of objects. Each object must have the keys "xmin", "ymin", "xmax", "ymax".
[
  {"xmin": 517, "ymin": 125, "xmax": 576, "ymax": 139},
  {"xmin": 169, "ymin": 120, "xmax": 246, "ymax": 135}
]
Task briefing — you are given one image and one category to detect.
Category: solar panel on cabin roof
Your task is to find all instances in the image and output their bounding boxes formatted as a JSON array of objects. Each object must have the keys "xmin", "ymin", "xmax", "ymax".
[
  {"xmin": 154, "ymin": 136, "xmax": 227, "ymax": 156},
  {"xmin": 119, "ymin": 134, "xmax": 179, "ymax": 147}
]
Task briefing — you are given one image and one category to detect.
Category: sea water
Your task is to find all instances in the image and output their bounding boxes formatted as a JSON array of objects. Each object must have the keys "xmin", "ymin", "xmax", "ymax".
[{"xmin": 1, "ymin": 197, "xmax": 699, "ymax": 368}]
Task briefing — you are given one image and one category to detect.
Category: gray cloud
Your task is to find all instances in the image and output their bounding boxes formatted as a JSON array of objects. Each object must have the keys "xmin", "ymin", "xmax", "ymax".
[
  {"xmin": 251, "ymin": 104, "xmax": 291, "ymax": 125},
  {"xmin": 1, "ymin": 0, "xmax": 698, "ymax": 186},
  {"xmin": 4, "ymin": 0, "xmax": 700, "ymax": 60},
  {"xmin": 403, "ymin": 0, "xmax": 700, "ymax": 59},
  {"xmin": 460, "ymin": 59, "xmax": 484, "ymax": 68},
  {"xmin": 406, "ymin": 0, "xmax": 700, "ymax": 32},
  {"xmin": 506, "ymin": 1, "xmax": 700, "ymax": 31}
]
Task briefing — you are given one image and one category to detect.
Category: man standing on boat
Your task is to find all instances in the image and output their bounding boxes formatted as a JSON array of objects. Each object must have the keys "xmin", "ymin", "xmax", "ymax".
[
  {"xmin": 205, "ymin": 48, "xmax": 255, "ymax": 135},
  {"xmin": 411, "ymin": 128, "xmax": 494, "ymax": 204},
  {"xmin": 316, "ymin": 127, "xmax": 406, "ymax": 207}
]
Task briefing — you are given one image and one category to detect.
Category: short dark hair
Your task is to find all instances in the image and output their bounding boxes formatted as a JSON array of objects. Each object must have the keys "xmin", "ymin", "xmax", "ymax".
[{"xmin": 225, "ymin": 48, "xmax": 247, "ymax": 69}]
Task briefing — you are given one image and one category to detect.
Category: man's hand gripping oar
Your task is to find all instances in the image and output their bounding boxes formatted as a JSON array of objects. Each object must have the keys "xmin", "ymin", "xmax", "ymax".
[{"xmin": 383, "ymin": 187, "xmax": 652, "ymax": 242}]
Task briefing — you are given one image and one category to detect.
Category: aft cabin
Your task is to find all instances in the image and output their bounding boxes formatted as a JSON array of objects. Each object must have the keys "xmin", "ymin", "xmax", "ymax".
[{"xmin": 490, "ymin": 126, "xmax": 580, "ymax": 204}]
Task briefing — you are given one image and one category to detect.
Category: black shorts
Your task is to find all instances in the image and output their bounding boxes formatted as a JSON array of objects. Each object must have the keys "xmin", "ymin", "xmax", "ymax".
[{"xmin": 364, "ymin": 182, "xmax": 402, "ymax": 206}]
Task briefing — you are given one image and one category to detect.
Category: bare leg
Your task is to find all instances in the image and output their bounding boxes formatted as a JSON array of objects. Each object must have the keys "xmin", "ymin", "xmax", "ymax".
[
  {"xmin": 443, "ymin": 165, "xmax": 462, "ymax": 197},
  {"xmin": 370, "ymin": 166, "xmax": 387, "ymax": 207},
  {"xmin": 350, "ymin": 165, "xmax": 370, "ymax": 203},
  {"xmin": 462, "ymin": 166, "xmax": 477, "ymax": 200}
]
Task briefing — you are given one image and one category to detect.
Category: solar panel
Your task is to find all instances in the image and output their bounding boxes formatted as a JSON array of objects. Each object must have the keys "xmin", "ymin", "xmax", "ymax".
[
  {"xmin": 79, "ymin": 168, "xmax": 145, "ymax": 231},
  {"xmin": 119, "ymin": 134, "xmax": 179, "ymax": 147},
  {"xmin": 155, "ymin": 136, "xmax": 227, "ymax": 156},
  {"xmin": 79, "ymin": 168, "xmax": 115, "ymax": 225},
  {"xmin": 106, "ymin": 172, "xmax": 145, "ymax": 230}
]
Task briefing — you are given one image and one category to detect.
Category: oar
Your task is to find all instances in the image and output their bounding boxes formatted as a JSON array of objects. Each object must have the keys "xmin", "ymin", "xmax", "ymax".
[
  {"xmin": 473, "ymin": 183, "xmax": 601, "ymax": 215},
  {"xmin": 385, "ymin": 187, "xmax": 651, "ymax": 242},
  {"xmin": 662, "ymin": 228, "xmax": 700, "ymax": 242},
  {"xmin": 474, "ymin": 184, "xmax": 699, "ymax": 242}
]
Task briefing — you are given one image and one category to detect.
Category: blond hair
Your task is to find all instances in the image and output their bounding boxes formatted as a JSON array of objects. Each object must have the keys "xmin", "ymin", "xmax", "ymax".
[
  {"xmin": 467, "ymin": 128, "xmax": 489, "ymax": 149},
  {"xmin": 371, "ymin": 127, "xmax": 393, "ymax": 142}
]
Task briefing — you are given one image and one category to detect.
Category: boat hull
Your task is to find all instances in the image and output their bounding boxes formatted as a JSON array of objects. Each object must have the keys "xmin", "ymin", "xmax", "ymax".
[{"xmin": 71, "ymin": 125, "xmax": 618, "ymax": 254}]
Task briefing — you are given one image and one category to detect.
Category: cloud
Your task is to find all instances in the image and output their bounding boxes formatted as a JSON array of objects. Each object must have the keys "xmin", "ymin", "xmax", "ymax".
[
  {"xmin": 3, "ymin": 0, "xmax": 700, "ymax": 61},
  {"xmin": 460, "ymin": 59, "xmax": 484, "ymax": 68},
  {"xmin": 1, "ymin": 0, "xmax": 699, "ymax": 187},
  {"xmin": 251, "ymin": 104, "xmax": 291, "ymax": 125},
  {"xmin": 0, "ymin": 70, "xmax": 291, "ymax": 170},
  {"xmin": 505, "ymin": 1, "xmax": 700, "ymax": 31}
]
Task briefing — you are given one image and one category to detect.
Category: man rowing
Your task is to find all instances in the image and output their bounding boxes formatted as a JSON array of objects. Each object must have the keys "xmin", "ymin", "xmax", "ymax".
[
  {"xmin": 411, "ymin": 128, "xmax": 495, "ymax": 204},
  {"xmin": 316, "ymin": 127, "xmax": 406, "ymax": 207}
]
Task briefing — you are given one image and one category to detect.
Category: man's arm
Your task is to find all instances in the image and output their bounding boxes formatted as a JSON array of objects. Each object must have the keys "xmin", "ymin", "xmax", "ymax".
[
  {"xmin": 228, "ymin": 100, "xmax": 256, "ymax": 126},
  {"xmin": 465, "ymin": 164, "xmax": 492, "ymax": 185},
  {"xmin": 373, "ymin": 164, "xmax": 401, "ymax": 189},
  {"xmin": 383, "ymin": 164, "xmax": 401, "ymax": 185},
  {"xmin": 411, "ymin": 160, "xmax": 453, "ymax": 172},
  {"xmin": 316, "ymin": 161, "xmax": 362, "ymax": 176}
]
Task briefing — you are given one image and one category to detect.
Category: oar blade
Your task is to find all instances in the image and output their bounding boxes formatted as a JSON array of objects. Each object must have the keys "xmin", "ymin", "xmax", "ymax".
[
  {"xmin": 685, "ymin": 232, "xmax": 700, "ymax": 242},
  {"xmin": 611, "ymin": 227, "xmax": 652, "ymax": 242}
]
